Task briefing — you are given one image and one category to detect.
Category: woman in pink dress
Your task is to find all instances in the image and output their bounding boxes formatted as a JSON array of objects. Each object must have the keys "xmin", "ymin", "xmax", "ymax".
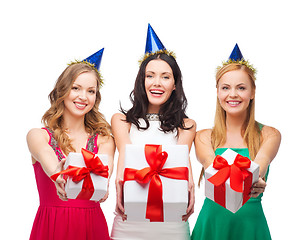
[{"xmin": 27, "ymin": 49, "xmax": 115, "ymax": 240}]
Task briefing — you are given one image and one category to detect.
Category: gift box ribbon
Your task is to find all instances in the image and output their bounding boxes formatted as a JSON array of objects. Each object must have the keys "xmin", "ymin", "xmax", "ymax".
[
  {"xmin": 207, "ymin": 154, "xmax": 253, "ymax": 208},
  {"xmin": 51, "ymin": 148, "xmax": 109, "ymax": 200},
  {"xmin": 124, "ymin": 144, "xmax": 189, "ymax": 222}
]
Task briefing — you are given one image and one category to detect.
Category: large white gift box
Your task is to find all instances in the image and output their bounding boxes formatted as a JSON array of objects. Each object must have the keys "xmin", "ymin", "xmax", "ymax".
[
  {"xmin": 63, "ymin": 150, "xmax": 109, "ymax": 201},
  {"xmin": 205, "ymin": 148, "xmax": 259, "ymax": 213},
  {"xmin": 124, "ymin": 144, "xmax": 189, "ymax": 222}
]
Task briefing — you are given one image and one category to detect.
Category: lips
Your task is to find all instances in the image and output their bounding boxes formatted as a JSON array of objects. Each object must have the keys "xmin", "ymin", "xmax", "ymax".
[
  {"xmin": 226, "ymin": 101, "xmax": 241, "ymax": 107},
  {"xmin": 149, "ymin": 89, "xmax": 165, "ymax": 97},
  {"xmin": 74, "ymin": 102, "xmax": 87, "ymax": 110}
]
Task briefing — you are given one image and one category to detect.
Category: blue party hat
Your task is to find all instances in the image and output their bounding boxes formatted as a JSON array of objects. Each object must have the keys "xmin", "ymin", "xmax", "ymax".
[
  {"xmin": 229, "ymin": 43, "xmax": 244, "ymax": 61},
  {"xmin": 139, "ymin": 24, "xmax": 175, "ymax": 64},
  {"xmin": 145, "ymin": 24, "xmax": 166, "ymax": 54},
  {"xmin": 217, "ymin": 43, "xmax": 256, "ymax": 75},
  {"xmin": 83, "ymin": 48, "xmax": 104, "ymax": 71}
]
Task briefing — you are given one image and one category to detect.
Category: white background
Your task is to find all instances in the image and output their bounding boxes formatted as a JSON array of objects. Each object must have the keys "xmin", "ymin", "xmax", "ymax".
[{"xmin": 1, "ymin": 0, "xmax": 305, "ymax": 239}]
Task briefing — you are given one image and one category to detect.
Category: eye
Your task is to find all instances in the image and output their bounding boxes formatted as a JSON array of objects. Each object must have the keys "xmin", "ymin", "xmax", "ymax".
[
  {"xmin": 89, "ymin": 89, "xmax": 96, "ymax": 94},
  {"xmin": 71, "ymin": 86, "xmax": 79, "ymax": 91},
  {"xmin": 238, "ymin": 86, "xmax": 246, "ymax": 90},
  {"xmin": 221, "ymin": 86, "xmax": 229, "ymax": 90},
  {"xmin": 146, "ymin": 74, "xmax": 153, "ymax": 78},
  {"xmin": 163, "ymin": 76, "xmax": 170, "ymax": 80}
]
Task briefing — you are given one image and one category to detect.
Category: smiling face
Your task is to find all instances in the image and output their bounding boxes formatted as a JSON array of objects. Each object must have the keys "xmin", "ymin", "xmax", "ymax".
[
  {"xmin": 217, "ymin": 69, "xmax": 255, "ymax": 117},
  {"xmin": 144, "ymin": 59, "xmax": 176, "ymax": 113},
  {"xmin": 63, "ymin": 71, "xmax": 97, "ymax": 119}
]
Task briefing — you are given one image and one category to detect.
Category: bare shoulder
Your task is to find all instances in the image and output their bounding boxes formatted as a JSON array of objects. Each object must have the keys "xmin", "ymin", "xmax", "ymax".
[
  {"xmin": 196, "ymin": 129, "xmax": 212, "ymax": 144},
  {"xmin": 111, "ymin": 113, "xmax": 131, "ymax": 134},
  {"xmin": 183, "ymin": 118, "xmax": 196, "ymax": 130},
  {"xmin": 177, "ymin": 118, "xmax": 196, "ymax": 147},
  {"xmin": 97, "ymin": 134, "xmax": 115, "ymax": 146},
  {"xmin": 26, "ymin": 128, "xmax": 49, "ymax": 143},
  {"xmin": 261, "ymin": 125, "xmax": 281, "ymax": 141},
  {"xmin": 110, "ymin": 113, "xmax": 132, "ymax": 147},
  {"xmin": 111, "ymin": 113, "xmax": 127, "ymax": 125},
  {"xmin": 178, "ymin": 118, "xmax": 196, "ymax": 136},
  {"xmin": 97, "ymin": 135, "xmax": 115, "ymax": 156}
]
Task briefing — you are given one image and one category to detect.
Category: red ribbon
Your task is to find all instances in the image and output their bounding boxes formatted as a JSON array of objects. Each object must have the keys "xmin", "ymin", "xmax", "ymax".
[
  {"xmin": 51, "ymin": 148, "xmax": 109, "ymax": 200},
  {"xmin": 207, "ymin": 154, "xmax": 253, "ymax": 208},
  {"xmin": 124, "ymin": 144, "xmax": 189, "ymax": 222}
]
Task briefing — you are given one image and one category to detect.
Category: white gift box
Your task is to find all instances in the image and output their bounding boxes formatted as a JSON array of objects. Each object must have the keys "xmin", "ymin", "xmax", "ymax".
[
  {"xmin": 205, "ymin": 148, "xmax": 259, "ymax": 213},
  {"xmin": 64, "ymin": 152, "xmax": 108, "ymax": 201},
  {"xmin": 124, "ymin": 144, "xmax": 189, "ymax": 222}
]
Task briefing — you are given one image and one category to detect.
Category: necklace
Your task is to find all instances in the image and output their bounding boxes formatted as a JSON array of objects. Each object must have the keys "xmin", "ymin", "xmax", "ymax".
[{"xmin": 146, "ymin": 113, "xmax": 160, "ymax": 121}]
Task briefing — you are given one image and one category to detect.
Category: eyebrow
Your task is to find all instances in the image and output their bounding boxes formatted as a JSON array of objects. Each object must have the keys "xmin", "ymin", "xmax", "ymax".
[
  {"xmin": 73, "ymin": 83, "xmax": 97, "ymax": 89},
  {"xmin": 162, "ymin": 72, "xmax": 172, "ymax": 75},
  {"xmin": 145, "ymin": 71, "xmax": 172, "ymax": 75},
  {"xmin": 221, "ymin": 83, "xmax": 246, "ymax": 86}
]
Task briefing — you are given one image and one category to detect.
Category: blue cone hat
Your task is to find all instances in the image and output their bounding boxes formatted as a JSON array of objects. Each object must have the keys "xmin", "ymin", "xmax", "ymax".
[
  {"xmin": 145, "ymin": 24, "xmax": 166, "ymax": 54},
  {"xmin": 83, "ymin": 48, "xmax": 104, "ymax": 71},
  {"xmin": 229, "ymin": 43, "xmax": 244, "ymax": 61}
]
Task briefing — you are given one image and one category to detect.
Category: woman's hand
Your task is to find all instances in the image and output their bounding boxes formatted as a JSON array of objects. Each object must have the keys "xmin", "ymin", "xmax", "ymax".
[
  {"xmin": 52, "ymin": 159, "xmax": 68, "ymax": 201},
  {"xmin": 99, "ymin": 190, "xmax": 109, "ymax": 203},
  {"xmin": 250, "ymin": 177, "xmax": 266, "ymax": 198},
  {"xmin": 115, "ymin": 179, "xmax": 127, "ymax": 221},
  {"xmin": 182, "ymin": 181, "xmax": 195, "ymax": 222},
  {"xmin": 99, "ymin": 180, "xmax": 110, "ymax": 203}
]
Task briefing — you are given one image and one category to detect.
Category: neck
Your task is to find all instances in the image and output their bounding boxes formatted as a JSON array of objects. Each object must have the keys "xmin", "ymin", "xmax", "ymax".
[
  {"xmin": 225, "ymin": 112, "xmax": 247, "ymax": 133},
  {"xmin": 147, "ymin": 104, "xmax": 160, "ymax": 114},
  {"xmin": 62, "ymin": 113, "xmax": 86, "ymax": 134}
]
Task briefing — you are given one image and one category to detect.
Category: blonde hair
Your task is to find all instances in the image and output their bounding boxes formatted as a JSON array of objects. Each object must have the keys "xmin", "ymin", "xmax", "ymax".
[
  {"xmin": 42, "ymin": 63, "xmax": 111, "ymax": 155},
  {"xmin": 198, "ymin": 63, "xmax": 261, "ymax": 185}
]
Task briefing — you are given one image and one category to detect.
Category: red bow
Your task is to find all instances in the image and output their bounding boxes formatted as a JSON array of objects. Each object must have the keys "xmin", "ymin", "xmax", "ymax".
[
  {"xmin": 124, "ymin": 144, "xmax": 189, "ymax": 222},
  {"xmin": 51, "ymin": 148, "xmax": 109, "ymax": 200},
  {"xmin": 208, "ymin": 154, "xmax": 253, "ymax": 208}
]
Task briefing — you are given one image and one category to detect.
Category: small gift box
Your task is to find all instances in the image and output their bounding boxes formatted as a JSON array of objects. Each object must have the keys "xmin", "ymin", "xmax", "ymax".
[
  {"xmin": 52, "ymin": 148, "xmax": 109, "ymax": 201},
  {"xmin": 124, "ymin": 144, "xmax": 189, "ymax": 222},
  {"xmin": 205, "ymin": 148, "xmax": 259, "ymax": 213}
]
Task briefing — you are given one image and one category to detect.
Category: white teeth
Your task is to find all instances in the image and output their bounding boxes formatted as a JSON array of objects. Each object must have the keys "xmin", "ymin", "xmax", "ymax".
[
  {"xmin": 151, "ymin": 90, "xmax": 163, "ymax": 94},
  {"xmin": 75, "ymin": 103, "xmax": 86, "ymax": 108},
  {"xmin": 228, "ymin": 101, "xmax": 240, "ymax": 105}
]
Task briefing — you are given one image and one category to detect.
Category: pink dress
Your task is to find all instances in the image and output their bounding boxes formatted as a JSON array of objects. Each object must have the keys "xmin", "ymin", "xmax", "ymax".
[{"xmin": 30, "ymin": 128, "xmax": 110, "ymax": 240}]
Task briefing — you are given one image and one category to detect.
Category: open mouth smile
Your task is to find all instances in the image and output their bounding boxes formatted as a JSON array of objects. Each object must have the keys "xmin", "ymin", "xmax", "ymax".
[
  {"xmin": 149, "ymin": 89, "xmax": 165, "ymax": 97},
  {"xmin": 74, "ymin": 102, "xmax": 87, "ymax": 110},
  {"xmin": 226, "ymin": 101, "xmax": 241, "ymax": 107}
]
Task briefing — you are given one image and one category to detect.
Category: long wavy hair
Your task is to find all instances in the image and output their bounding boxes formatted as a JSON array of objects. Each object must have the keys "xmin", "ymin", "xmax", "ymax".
[
  {"xmin": 42, "ymin": 62, "xmax": 111, "ymax": 155},
  {"xmin": 198, "ymin": 63, "xmax": 261, "ymax": 185},
  {"xmin": 122, "ymin": 53, "xmax": 190, "ymax": 132}
]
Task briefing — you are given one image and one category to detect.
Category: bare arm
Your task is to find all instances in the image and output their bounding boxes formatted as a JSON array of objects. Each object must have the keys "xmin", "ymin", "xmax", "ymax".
[
  {"xmin": 97, "ymin": 135, "xmax": 115, "ymax": 178},
  {"xmin": 249, "ymin": 126, "xmax": 281, "ymax": 198},
  {"xmin": 27, "ymin": 128, "xmax": 67, "ymax": 199},
  {"xmin": 97, "ymin": 135, "xmax": 116, "ymax": 202},
  {"xmin": 177, "ymin": 118, "xmax": 197, "ymax": 221},
  {"xmin": 254, "ymin": 126, "xmax": 281, "ymax": 178},
  {"xmin": 111, "ymin": 113, "xmax": 132, "ymax": 218},
  {"xmin": 194, "ymin": 129, "xmax": 216, "ymax": 169},
  {"xmin": 27, "ymin": 128, "xmax": 60, "ymax": 177}
]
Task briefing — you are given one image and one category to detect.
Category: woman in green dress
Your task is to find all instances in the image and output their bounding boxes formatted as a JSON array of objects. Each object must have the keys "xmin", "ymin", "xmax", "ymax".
[{"xmin": 191, "ymin": 44, "xmax": 281, "ymax": 240}]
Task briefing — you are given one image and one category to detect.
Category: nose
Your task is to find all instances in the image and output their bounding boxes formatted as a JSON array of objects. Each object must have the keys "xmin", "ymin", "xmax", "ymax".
[
  {"xmin": 229, "ymin": 88, "xmax": 238, "ymax": 98},
  {"xmin": 78, "ymin": 90, "xmax": 87, "ymax": 100},
  {"xmin": 152, "ymin": 76, "xmax": 161, "ymax": 86}
]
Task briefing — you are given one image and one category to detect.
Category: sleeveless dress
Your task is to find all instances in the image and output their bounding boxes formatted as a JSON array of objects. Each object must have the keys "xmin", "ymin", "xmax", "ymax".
[
  {"xmin": 30, "ymin": 128, "xmax": 110, "ymax": 240},
  {"xmin": 111, "ymin": 118, "xmax": 191, "ymax": 240},
  {"xmin": 191, "ymin": 126, "xmax": 271, "ymax": 240}
]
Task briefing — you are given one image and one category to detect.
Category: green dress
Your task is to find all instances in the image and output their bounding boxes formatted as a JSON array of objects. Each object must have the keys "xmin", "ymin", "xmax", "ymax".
[{"xmin": 191, "ymin": 147, "xmax": 271, "ymax": 240}]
